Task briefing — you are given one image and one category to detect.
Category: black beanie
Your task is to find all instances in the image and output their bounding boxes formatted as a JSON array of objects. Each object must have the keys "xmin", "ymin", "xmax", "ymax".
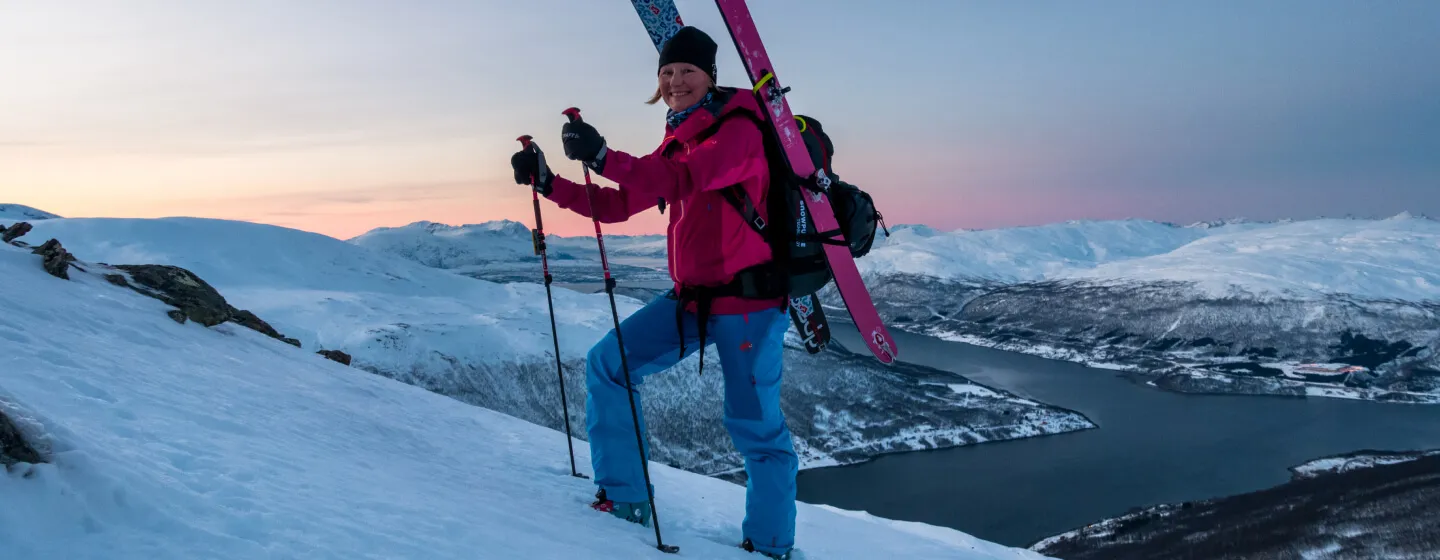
[{"xmin": 658, "ymin": 26, "xmax": 718, "ymax": 84}]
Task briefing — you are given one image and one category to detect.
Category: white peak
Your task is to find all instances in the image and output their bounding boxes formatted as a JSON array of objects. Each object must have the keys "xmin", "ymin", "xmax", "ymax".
[
  {"xmin": 1185, "ymin": 217, "xmax": 1253, "ymax": 229},
  {"xmin": 0, "ymin": 203, "xmax": 63, "ymax": 222}
]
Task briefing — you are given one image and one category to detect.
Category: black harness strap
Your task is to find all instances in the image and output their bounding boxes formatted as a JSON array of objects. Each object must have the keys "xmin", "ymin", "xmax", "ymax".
[{"xmin": 720, "ymin": 186, "xmax": 767, "ymax": 234}]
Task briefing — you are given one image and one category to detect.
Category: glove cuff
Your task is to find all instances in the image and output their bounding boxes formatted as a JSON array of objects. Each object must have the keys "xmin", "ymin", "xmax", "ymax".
[{"xmin": 586, "ymin": 143, "xmax": 608, "ymax": 174}]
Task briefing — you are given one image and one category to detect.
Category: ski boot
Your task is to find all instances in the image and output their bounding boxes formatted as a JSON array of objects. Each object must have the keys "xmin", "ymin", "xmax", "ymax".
[
  {"xmin": 590, "ymin": 488, "xmax": 652, "ymax": 527},
  {"xmin": 741, "ymin": 538, "xmax": 793, "ymax": 559}
]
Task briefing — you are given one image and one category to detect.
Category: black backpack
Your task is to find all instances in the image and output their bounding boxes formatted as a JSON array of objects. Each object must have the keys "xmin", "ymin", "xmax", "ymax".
[
  {"xmin": 670, "ymin": 94, "xmax": 889, "ymax": 365},
  {"xmin": 711, "ymin": 108, "xmax": 888, "ymax": 299}
]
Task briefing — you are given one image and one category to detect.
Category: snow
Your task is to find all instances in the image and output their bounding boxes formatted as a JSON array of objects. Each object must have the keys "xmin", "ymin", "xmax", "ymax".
[
  {"xmin": 863, "ymin": 216, "xmax": 1440, "ymax": 302},
  {"xmin": 1290, "ymin": 450, "xmax": 1440, "ymax": 480},
  {"xmin": 861, "ymin": 219, "xmax": 1209, "ymax": 283},
  {"xmin": 1065, "ymin": 217, "xmax": 1440, "ymax": 301},
  {"xmin": 18, "ymin": 215, "xmax": 1095, "ymax": 478},
  {"xmin": 947, "ymin": 383, "xmax": 1004, "ymax": 399},
  {"xmin": 348, "ymin": 219, "xmax": 667, "ymax": 270},
  {"xmin": 20, "ymin": 217, "xmax": 625, "ymax": 368},
  {"xmin": 0, "ymin": 240, "xmax": 1048, "ymax": 559},
  {"xmin": 0, "ymin": 203, "xmax": 62, "ymax": 225}
]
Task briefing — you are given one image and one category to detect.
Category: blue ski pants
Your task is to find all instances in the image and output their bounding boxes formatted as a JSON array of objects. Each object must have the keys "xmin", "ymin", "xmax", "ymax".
[{"xmin": 585, "ymin": 292, "xmax": 798, "ymax": 553}]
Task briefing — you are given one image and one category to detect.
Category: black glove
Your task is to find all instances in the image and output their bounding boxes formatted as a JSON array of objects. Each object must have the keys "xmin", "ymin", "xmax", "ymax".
[
  {"xmin": 561, "ymin": 120, "xmax": 607, "ymax": 173},
  {"xmin": 511, "ymin": 146, "xmax": 554, "ymax": 196}
]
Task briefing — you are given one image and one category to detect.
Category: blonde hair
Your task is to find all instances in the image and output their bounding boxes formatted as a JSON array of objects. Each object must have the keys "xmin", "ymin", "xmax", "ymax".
[{"xmin": 646, "ymin": 74, "xmax": 717, "ymax": 105}]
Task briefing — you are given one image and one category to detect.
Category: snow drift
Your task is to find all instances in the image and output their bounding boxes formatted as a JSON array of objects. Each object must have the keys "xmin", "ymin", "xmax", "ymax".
[{"xmin": 0, "ymin": 239, "xmax": 1048, "ymax": 559}]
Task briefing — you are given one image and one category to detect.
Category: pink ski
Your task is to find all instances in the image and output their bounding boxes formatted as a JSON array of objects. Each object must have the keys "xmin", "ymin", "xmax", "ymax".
[{"xmin": 713, "ymin": 0, "xmax": 898, "ymax": 364}]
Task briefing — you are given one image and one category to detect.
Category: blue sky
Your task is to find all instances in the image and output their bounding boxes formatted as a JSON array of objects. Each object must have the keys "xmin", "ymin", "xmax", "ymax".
[{"xmin": 2, "ymin": 0, "xmax": 1437, "ymax": 238}]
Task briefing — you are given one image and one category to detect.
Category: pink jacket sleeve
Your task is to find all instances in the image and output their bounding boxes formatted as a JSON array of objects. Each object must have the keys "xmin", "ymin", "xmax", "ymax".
[
  {"xmin": 595, "ymin": 115, "xmax": 767, "ymax": 202},
  {"xmin": 544, "ymin": 175, "xmax": 659, "ymax": 224}
]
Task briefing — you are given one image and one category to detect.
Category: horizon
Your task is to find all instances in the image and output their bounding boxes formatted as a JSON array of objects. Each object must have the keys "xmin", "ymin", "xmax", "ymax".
[
  {"xmin": 4, "ymin": 1, "xmax": 1439, "ymax": 239},
  {"xmin": 4, "ymin": 201, "xmax": 1432, "ymax": 242}
]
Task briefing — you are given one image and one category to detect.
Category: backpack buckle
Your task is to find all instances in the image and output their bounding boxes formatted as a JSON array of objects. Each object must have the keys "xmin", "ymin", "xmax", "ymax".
[{"xmin": 752, "ymin": 215, "xmax": 767, "ymax": 231}]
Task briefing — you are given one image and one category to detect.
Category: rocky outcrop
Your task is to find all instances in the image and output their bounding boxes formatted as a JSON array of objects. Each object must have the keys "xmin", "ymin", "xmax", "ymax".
[
  {"xmin": 317, "ymin": 349, "xmax": 352, "ymax": 365},
  {"xmin": 18, "ymin": 250, "xmax": 301, "ymax": 349},
  {"xmin": 2, "ymin": 221, "xmax": 32, "ymax": 243},
  {"xmin": 105, "ymin": 264, "xmax": 304, "ymax": 347},
  {"xmin": 0, "ymin": 409, "xmax": 44, "ymax": 467},
  {"xmin": 31, "ymin": 239, "xmax": 77, "ymax": 280},
  {"xmin": 231, "ymin": 308, "xmax": 300, "ymax": 347},
  {"xmin": 114, "ymin": 265, "xmax": 231, "ymax": 326}
]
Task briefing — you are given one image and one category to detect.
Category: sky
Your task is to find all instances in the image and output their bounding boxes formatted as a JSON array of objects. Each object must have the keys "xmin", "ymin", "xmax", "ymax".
[{"xmin": 2, "ymin": 0, "xmax": 1438, "ymax": 239}]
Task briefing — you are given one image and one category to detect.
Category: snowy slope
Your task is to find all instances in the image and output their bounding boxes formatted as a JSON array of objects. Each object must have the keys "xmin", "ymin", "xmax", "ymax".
[
  {"xmin": 859, "ymin": 219, "xmax": 1226, "ymax": 283},
  {"xmin": 0, "ymin": 203, "xmax": 62, "ymax": 225},
  {"xmin": 349, "ymin": 220, "xmax": 669, "ymax": 283},
  {"xmin": 861, "ymin": 216, "xmax": 1440, "ymax": 301},
  {"xmin": 0, "ymin": 241, "xmax": 1047, "ymax": 559},
  {"xmin": 20, "ymin": 217, "xmax": 1093, "ymax": 476},
  {"xmin": 1063, "ymin": 216, "xmax": 1440, "ymax": 301},
  {"xmin": 21, "ymin": 217, "xmax": 621, "ymax": 367},
  {"xmin": 348, "ymin": 220, "xmax": 589, "ymax": 267}
]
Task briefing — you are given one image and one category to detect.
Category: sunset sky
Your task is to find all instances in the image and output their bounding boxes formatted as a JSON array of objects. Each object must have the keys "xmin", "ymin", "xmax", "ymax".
[{"xmin": 3, "ymin": 0, "xmax": 1438, "ymax": 239}]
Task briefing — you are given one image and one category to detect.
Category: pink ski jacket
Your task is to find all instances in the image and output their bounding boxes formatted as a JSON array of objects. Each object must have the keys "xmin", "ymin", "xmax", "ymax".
[{"xmin": 546, "ymin": 88, "xmax": 783, "ymax": 315}]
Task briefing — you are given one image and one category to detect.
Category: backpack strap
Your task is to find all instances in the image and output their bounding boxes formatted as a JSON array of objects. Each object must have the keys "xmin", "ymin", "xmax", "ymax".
[{"xmin": 720, "ymin": 186, "xmax": 767, "ymax": 235}]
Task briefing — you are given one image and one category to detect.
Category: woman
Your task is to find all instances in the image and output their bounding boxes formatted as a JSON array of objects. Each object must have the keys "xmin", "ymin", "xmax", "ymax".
[{"xmin": 510, "ymin": 25, "xmax": 796, "ymax": 559}]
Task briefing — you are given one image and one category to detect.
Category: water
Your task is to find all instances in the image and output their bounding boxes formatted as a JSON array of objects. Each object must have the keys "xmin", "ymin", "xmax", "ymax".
[{"xmin": 799, "ymin": 327, "xmax": 1440, "ymax": 548}]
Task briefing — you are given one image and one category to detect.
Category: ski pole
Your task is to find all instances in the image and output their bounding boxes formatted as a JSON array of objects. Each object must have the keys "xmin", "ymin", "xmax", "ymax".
[
  {"xmin": 516, "ymin": 134, "xmax": 586, "ymax": 480},
  {"xmin": 562, "ymin": 107, "xmax": 678, "ymax": 554}
]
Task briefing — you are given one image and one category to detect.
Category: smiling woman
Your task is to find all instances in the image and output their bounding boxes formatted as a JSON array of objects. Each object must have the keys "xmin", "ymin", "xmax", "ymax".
[{"xmin": 646, "ymin": 27, "xmax": 720, "ymax": 109}]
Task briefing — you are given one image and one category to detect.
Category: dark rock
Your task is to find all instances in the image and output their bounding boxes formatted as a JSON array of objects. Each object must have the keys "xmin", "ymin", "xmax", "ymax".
[
  {"xmin": 2, "ymin": 221, "xmax": 32, "ymax": 243},
  {"xmin": 114, "ymin": 264, "xmax": 231, "ymax": 326},
  {"xmin": 229, "ymin": 307, "xmax": 301, "ymax": 347},
  {"xmin": 30, "ymin": 239, "xmax": 72, "ymax": 280},
  {"xmin": 229, "ymin": 308, "xmax": 284, "ymax": 339},
  {"xmin": 102, "ymin": 265, "xmax": 303, "ymax": 348},
  {"xmin": 318, "ymin": 349, "xmax": 352, "ymax": 365},
  {"xmin": 0, "ymin": 409, "xmax": 44, "ymax": 467}
]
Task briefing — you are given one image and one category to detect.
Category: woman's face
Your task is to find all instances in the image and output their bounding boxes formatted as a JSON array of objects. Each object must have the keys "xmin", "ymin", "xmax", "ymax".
[{"xmin": 658, "ymin": 62, "xmax": 710, "ymax": 111}]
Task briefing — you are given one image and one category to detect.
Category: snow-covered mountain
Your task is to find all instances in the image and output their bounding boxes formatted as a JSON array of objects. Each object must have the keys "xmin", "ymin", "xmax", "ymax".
[
  {"xmin": 15, "ymin": 216, "xmax": 1092, "ymax": 477},
  {"xmin": 348, "ymin": 220, "xmax": 669, "ymax": 284},
  {"xmin": 1064, "ymin": 216, "xmax": 1440, "ymax": 301},
  {"xmin": 0, "ymin": 203, "xmax": 62, "ymax": 224},
  {"xmin": 847, "ymin": 215, "xmax": 1440, "ymax": 404},
  {"xmin": 863, "ymin": 214, "xmax": 1438, "ymax": 300},
  {"xmin": 0, "ymin": 239, "xmax": 1048, "ymax": 559}
]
